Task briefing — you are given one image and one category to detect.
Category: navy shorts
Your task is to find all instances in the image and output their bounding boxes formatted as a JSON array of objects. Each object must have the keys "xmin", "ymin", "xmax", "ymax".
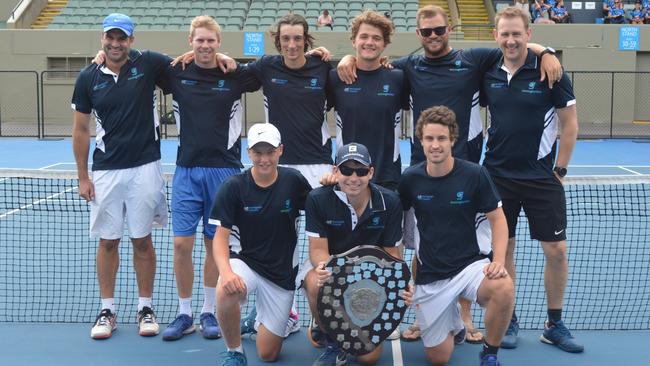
[
  {"xmin": 491, "ymin": 176, "xmax": 567, "ymax": 242},
  {"xmin": 171, "ymin": 166, "xmax": 240, "ymax": 238}
]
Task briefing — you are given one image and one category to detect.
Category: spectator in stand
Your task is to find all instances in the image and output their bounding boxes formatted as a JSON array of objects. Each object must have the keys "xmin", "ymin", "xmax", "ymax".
[
  {"xmin": 608, "ymin": 0, "xmax": 627, "ymax": 23},
  {"xmin": 550, "ymin": 0, "xmax": 573, "ymax": 23},
  {"xmin": 645, "ymin": 0, "xmax": 650, "ymax": 23},
  {"xmin": 532, "ymin": 0, "xmax": 555, "ymax": 23},
  {"xmin": 317, "ymin": 10, "xmax": 334, "ymax": 30},
  {"xmin": 603, "ymin": 0, "xmax": 615, "ymax": 23},
  {"xmin": 630, "ymin": 1, "xmax": 645, "ymax": 24}
]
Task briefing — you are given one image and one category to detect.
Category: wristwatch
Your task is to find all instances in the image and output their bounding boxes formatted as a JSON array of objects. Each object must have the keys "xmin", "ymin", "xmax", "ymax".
[
  {"xmin": 540, "ymin": 47, "xmax": 556, "ymax": 58},
  {"xmin": 553, "ymin": 166, "xmax": 568, "ymax": 177}
]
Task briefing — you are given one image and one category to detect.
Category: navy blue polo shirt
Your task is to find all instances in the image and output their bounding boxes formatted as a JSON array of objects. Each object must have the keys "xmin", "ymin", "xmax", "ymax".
[
  {"xmin": 158, "ymin": 62, "xmax": 261, "ymax": 168},
  {"xmin": 391, "ymin": 48, "xmax": 501, "ymax": 164},
  {"xmin": 247, "ymin": 55, "xmax": 333, "ymax": 165},
  {"xmin": 209, "ymin": 167, "xmax": 312, "ymax": 290},
  {"xmin": 398, "ymin": 159, "xmax": 501, "ymax": 284},
  {"xmin": 71, "ymin": 49, "xmax": 169, "ymax": 170},
  {"xmin": 305, "ymin": 183, "xmax": 403, "ymax": 255},
  {"xmin": 327, "ymin": 67, "xmax": 409, "ymax": 186},
  {"xmin": 480, "ymin": 51, "xmax": 576, "ymax": 180}
]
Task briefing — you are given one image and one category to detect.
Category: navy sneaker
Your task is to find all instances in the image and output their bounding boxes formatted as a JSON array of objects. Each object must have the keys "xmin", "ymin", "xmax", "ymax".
[
  {"xmin": 454, "ymin": 327, "xmax": 466, "ymax": 345},
  {"xmin": 240, "ymin": 308, "xmax": 257, "ymax": 335},
  {"xmin": 500, "ymin": 317, "xmax": 519, "ymax": 349},
  {"xmin": 312, "ymin": 343, "xmax": 348, "ymax": 366},
  {"xmin": 199, "ymin": 312, "xmax": 221, "ymax": 339},
  {"xmin": 479, "ymin": 351, "xmax": 502, "ymax": 366},
  {"xmin": 220, "ymin": 350, "xmax": 247, "ymax": 366},
  {"xmin": 540, "ymin": 320, "xmax": 584, "ymax": 353},
  {"xmin": 162, "ymin": 314, "xmax": 195, "ymax": 341}
]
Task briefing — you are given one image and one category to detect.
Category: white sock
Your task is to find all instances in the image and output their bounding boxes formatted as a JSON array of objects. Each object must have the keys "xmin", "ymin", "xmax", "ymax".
[
  {"xmin": 138, "ymin": 297, "xmax": 152, "ymax": 311},
  {"xmin": 179, "ymin": 297, "xmax": 192, "ymax": 316},
  {"xmin": 201, "ymin": 287, "xmax": 217, "ymax": 314},
  {"xmin": 101, "ymin": 298, "xmax": 115, "ymax": 313},
  {"xmin": 228, "ymin": 345, "xmax": 244, "ymax": 354}
]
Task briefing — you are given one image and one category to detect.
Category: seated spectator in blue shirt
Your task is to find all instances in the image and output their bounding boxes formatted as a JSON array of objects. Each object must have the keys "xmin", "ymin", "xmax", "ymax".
[
  {"xmin": 603, "ymin": 0, "xmax": 615, "ymax": 22},
  {"xmin": 550, "ymin": 0, "xmax": 572, "ymax": 23},
  {"xmin": 532, "ymin": 0, "xmax": 555, "ymax": 23},
  {"xmin": 608, "ymin": 0, "xmax": 627, "ymax": 23},
  {"xmin": 630, "ymin": 1, "xmax": 645, "ymax": 24}
]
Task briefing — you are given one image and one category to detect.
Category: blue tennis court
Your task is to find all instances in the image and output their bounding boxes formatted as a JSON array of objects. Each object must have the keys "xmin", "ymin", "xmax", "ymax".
[{"xmin": 1, "ymin": 138, "xmax": 649, "ymax": 365}]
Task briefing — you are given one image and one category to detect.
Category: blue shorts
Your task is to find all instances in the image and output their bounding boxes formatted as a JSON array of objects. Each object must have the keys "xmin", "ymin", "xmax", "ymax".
[{"xmin": 171, "ymin": 166, "xmax": 240, "ymax": 238}]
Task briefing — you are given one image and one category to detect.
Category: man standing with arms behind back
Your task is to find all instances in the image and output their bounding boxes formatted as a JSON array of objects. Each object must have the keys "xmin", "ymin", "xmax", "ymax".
[
  {"xmin": 480, "ymin": 7, "xmax": 582, "ymax": 353},
  {"xmin": 72, "ymin": 13, "xmax": 170, "ymax": 339}
]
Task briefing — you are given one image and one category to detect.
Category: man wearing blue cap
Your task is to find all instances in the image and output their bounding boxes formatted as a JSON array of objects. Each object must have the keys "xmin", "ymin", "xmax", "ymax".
[
  {"xmin": 72, "ymin": 13, "xmax": 172, "ymax": 339},
  {"xmin": 301, "ymin": 142, "xmax": 404, "ymax": 366}
]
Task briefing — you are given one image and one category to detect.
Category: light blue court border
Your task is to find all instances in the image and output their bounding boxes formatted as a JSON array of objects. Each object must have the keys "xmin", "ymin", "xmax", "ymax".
[{"xmin": 1, "ymin": 138, "xmax": 649, "ymax": 176}]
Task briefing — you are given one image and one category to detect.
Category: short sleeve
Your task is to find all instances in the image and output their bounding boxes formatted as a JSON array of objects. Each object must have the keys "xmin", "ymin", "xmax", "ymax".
[
  {"xmin": 294, "ymin": 171, "xmax": 312, "ymax": 210},
  {"xmin": 397, "ymin": 174, "xmax": 413, "ymax": 211},
  {"xmin": 236, "ymin": 63, "xmax": 262, "ymax": 93},
  {"xmin": 552, "ymin": 72, "xmax": 576, "ymax": 109},
  {"xmin": 144, "ymin": 50, "xmax": 173, "ymax": 79},
  {"xmin": 71, "ymin": 70, "xmax": 92, "ymax": 114},
  {"xmin": 477, "ymin": 166, "xmax": 501, "ymax": 213},
  {"xmin": 463, "ymin": 48, "xmax": 502, "ymax": 74},
  {"xmin": 305, "ymin": 191, "xmax": 327, "ymax": 238},
  {"xmin": 390, "ymin": 55, "xmax": 409, "ymax": 71},
  {"xmin": 209, "ymin": 176, "xmax": 239, "ymax": 228}
]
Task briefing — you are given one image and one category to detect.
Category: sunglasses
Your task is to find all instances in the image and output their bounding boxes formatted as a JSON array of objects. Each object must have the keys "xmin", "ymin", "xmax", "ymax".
[
  {"xmin": 418, "ymin": 26, "xmax": 447, "ymax": 37},
  {"xmin": 338, "ymin": 165, "xmax": 370, "ymax": 177}
]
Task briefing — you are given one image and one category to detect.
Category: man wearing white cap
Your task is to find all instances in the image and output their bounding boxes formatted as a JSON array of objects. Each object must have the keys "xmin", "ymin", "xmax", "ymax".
[
  {"xmin": 72, "ymin": 13, "xmax": 171, "ymax": 339},
  {"xmin": 208, "ymin": 123, "xmax": 313, "ymax": 366}
]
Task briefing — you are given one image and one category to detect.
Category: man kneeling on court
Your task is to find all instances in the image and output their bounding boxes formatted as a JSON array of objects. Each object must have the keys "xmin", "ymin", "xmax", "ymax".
[
  {"xmin": 301, "ymin": 143, "xmax": 404, "ymax": 366},
  {"xmin": 398, "ymin": 106, "xmax": 514, "ymax": 366},
  {"xmin": 209, "ymin": 123, "xmax": 312, "ymax": 366}
]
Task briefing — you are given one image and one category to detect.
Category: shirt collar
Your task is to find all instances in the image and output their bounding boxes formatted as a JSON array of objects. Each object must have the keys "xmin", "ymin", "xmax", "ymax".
[{"xmin": 333, "ymin": 182, "xmax": 387, "ymax": 213}]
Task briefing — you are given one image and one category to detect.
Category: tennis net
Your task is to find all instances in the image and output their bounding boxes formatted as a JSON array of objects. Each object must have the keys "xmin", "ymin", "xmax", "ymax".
[{"xmin": 1, "ymin": 169, "xmax": 649, "ymax": 330}]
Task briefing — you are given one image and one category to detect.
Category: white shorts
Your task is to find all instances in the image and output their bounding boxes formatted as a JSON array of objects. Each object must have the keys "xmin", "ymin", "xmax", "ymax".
[
  {"xmin": 229, "ymin": 258, "xmax": 294, "ymax": 337},
  {"xmin": 414, "ymin": 258, "xmax": 489, "ymax": 348},
  {"xmin": 90, "ymin": 160, "xmax": 168, "ymax": 239},
  {"xmin": 282, "ymin": 163, "xmax": 332, "ymax": 189},
  {"xmin": 295, "ymin": 258, "xmax": 314, "ymax": 291}
]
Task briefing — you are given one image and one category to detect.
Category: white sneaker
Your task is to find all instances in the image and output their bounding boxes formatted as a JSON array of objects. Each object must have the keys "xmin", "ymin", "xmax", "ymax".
[
  {"xmin": 137, "ymin": 306, "xmax": 159, "ymax": 336},
  {"xmin": 284, "ymin": 310, "xmax": 300, "ymax": 337},
  {"xmin": 91, "ymin": 309, "xmax": 117, "ymax": 339},
  {"xmin": 387, "ymin": 327, "xmax": 401, "ymax": 340}
]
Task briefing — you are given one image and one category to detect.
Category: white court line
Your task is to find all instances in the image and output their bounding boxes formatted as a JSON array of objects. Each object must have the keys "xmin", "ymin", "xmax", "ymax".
[
  {"xmin": 391, "ymin": 338, "xmax": 404, "ymax": 366},
  {"xmin": 0, "ymin": 186, "xmax": 77, "ymax": 219},
  {"xmin": 618, "ymin": 166, "xmax": 643, "ymax": 175},
  {"xmin": 39, "ymin": 162, "xmax": 67, "ymax": 170}
]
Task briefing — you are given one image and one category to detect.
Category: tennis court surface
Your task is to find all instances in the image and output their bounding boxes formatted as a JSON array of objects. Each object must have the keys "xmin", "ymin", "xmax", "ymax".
[{"xmin": 1, "ymin": 138, "xmax": 649, "ymax": 365}]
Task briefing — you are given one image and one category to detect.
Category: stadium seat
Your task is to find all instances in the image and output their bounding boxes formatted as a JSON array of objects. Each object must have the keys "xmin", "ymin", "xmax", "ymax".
[{"xmin": 333, "ymin": 24, "xmax": 347, "ymax": 31}]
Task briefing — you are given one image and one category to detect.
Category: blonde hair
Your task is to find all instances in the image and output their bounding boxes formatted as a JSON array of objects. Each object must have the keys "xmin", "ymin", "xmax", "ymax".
[
  {"xmin": 416, "ymin": 5, "xmax": 448, "ymax": 27},
  {"xmin": 189, "ymin": 15, "xmax": 221, "ymax": 40},
  {"xmin": 495, "ymin": 6, "xmax": 530, "ymax": 30}
]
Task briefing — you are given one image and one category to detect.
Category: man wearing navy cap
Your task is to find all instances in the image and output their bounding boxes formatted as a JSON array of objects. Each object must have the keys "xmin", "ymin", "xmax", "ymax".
[
  {"xmin": 72, "ymin": 13, "xmax": 172, "ymax": 339},
  {"xmin": 210, "ymin": 123, "xmax": 312, "ymax": 366},
  {"xmin": 301, "ymin": 142, "xmax": 404, "ymax": 366}
]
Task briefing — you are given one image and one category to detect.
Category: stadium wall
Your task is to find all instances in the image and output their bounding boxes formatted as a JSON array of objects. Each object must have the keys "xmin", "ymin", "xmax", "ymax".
[{"xmin": 1, "ymin": 25, "xmax": 649, "ymax": 132}]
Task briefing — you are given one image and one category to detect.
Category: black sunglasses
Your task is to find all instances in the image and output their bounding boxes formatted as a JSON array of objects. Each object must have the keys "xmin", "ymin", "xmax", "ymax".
[
  {"xmin": 418, "ymin": 26, "xmax": 447, "ymax": 37},
  {"xmin": 339, "ymin": 165, "xmax": 370, "ymax": 177}
]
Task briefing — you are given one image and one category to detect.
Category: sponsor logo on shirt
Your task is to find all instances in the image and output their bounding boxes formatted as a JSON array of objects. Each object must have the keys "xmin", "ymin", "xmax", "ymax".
[
  {"xmin": 93, "ymin": 81, "xmax": 109, "ymax": 91},
  {"xmin": 181, "ymin": 79, "xmax": 198, "ymax": 86},
  {"xmin": 522, "ymin": 81, "xmax": 542, "ymax": 94},
  {"xmin": 271, "ymin": 78, "xmax": 288, "ymax": 85},
  {"xmin": 211, "ymin": 79, "xmax": 231, "ymax": 91},
  {"xmin": 326, "ymin": 219, "xmax": 345, "ymax": 226},
  {"xmin": 244, "ymin": 205, "xmax": 262, "ymax": 213},
  {"xmin": 414, "ymin": 65, "xmax": 429, "ymax": 71},
  {"xmin": 377, "ymin": 84, "xmax": 395, "ymax": 97},
  {"xmin": 450, "ymin": 191, "xmax": 470, "ymax": 205},
  {"xmin": 128, "ymin": 67, "xmax": 144, "ymax": 81},
  {"xmin": 304, "ymin": 78, "xmax": 323, "ymax": 90},
  {"xmin": 280, "ymin": 199, "xmax": 292, "ymax": 213},
  {"xmin": 417, "ymin": 194, "xmax": 434, "ymax": 201},
  {"xmin": 366, "ymin": 216, "xmax": 385, "ymax": 229},
  {"xmin": 449, "ymin": 59, "xmax": 468, "ymax": 72},
  {"xmin": 344, "ymin": 87, "xmax": 362, "ymax": 93},
  {"xmin": 490, "ymin": 82, "xmax": 506, "ymax": 89}
]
